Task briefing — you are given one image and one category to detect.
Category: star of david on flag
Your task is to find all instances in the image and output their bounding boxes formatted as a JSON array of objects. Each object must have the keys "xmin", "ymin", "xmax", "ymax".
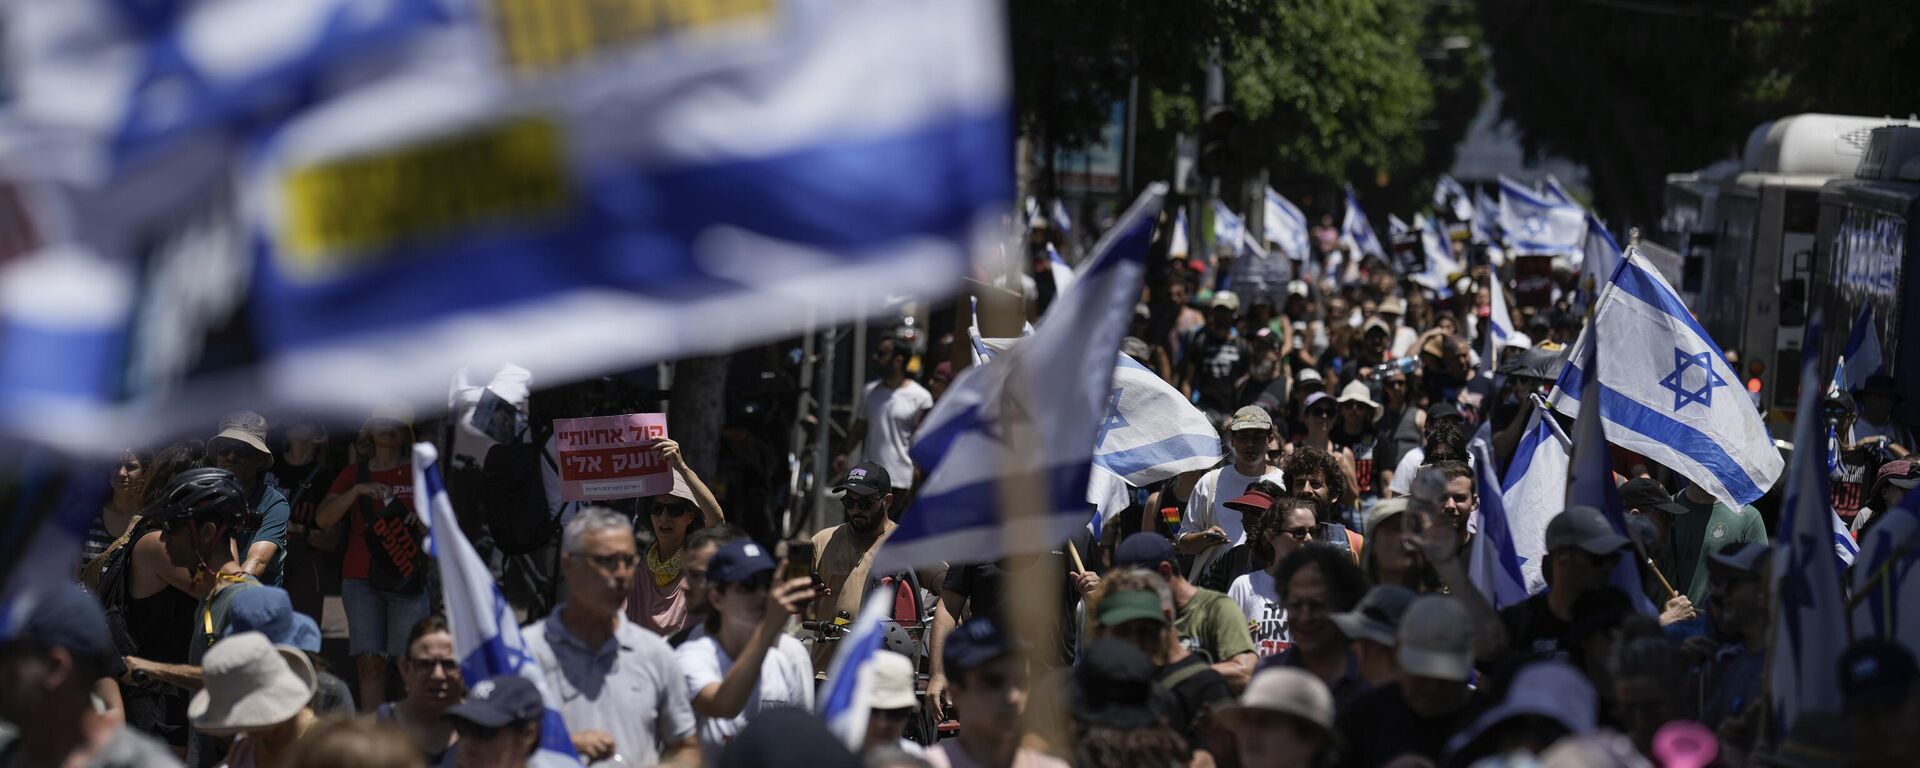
[{"xmin": 1659, "ymin": 349, "xmax": 1728, "ymax": 410}]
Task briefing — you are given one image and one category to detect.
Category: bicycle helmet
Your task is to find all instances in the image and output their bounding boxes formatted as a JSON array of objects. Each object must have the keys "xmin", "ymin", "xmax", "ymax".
[{"xmin": 151, "ymin": 467, "xmax": 253, "ymax": 532}]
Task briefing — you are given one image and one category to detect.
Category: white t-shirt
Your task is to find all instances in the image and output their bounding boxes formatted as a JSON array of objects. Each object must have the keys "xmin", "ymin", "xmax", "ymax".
[
  {"xmin": 1386, "ymin": 446, "xmax": 1426, "ymax": 496},
  {"xmin": 1182, "ymin": 464, "xmax": 1284, "ymax": 577},
  {"xmin": 674, "ymin": 634, "xmax": 815, "ymax": 764},
  {"xmin": 860, "ymin": 380, "xmax": 934, "ymax": 489},
  {"xmin": 1228, "ymin": 569, "xmax": 1290, "ymax": 657}
]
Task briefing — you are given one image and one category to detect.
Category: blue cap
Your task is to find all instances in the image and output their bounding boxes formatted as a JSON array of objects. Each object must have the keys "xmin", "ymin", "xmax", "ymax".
[
  {"xmin": 227, "ymin": 587, "xmax": 322, "ymax": 653},
  {"xmin": 708, "ymin": 539, "xmax": 775, "ymax": 585},
  {"xmin": 445, "ymin": 675, "xmax": 544, "ymax": 728},
  {"xmin": 1113, "ymin": 532, "xmax": 1176, "ymax": 571},
  {"xmin": 942, "ymin": 616, "xmax": 1023, "ymax": 674},
  {"xmin": 9, "ymin": 582, "xmax": 119, "ymax": 671}
]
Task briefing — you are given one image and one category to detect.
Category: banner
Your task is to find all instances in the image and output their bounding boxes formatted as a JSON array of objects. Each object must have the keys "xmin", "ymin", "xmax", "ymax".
[{"xmin": 552, "ymin": 413, "xmax": 673, "ymax": 501}]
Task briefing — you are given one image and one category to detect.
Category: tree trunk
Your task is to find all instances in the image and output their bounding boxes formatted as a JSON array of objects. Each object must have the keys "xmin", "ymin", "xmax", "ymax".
[{"xmin": 669, "ymin": 354, "xmax": 729, "ymax": 482}]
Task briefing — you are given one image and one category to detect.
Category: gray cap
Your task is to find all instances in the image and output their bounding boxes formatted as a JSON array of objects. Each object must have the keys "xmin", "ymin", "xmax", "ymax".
[
  {"xmin": 1544, "ymin": 506, "xmax": 1630, "ymax": 556},
  {"xmin": 1228, "ymin": 405, "xmax": 1274, "ymax": 432},
  {"xmin": 1330, "ymin": 585, "xmax": 1419, "ymax": 646},
  {"xmin": 1397, "ymin": 596, "xmax": 1474, "ymax": 682}
]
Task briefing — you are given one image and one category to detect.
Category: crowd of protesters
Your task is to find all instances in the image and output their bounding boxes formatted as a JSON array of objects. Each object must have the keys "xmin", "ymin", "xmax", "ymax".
[{"xmin": 4, "ymin": 206, "xmax": 1918, "ymax": 768}]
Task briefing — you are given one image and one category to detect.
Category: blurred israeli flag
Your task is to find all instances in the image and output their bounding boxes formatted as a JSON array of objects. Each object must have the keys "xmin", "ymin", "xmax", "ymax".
[
  {"xmin": 1550, "ymin": 248, "xmax": 1783, "ymax": 507},
  {"xmin": 1170, "ymin": 207, "xmax": 1190, "ymax": 258},
  {"xmin": 875, "ymin": 185, "xmax": 1164, "ymax": 572},
  {"xmin": 1213, "ymin": 200, "xmax": 1246, "ymax": 257},
  {"xmin": 1485, "ymin": 264, "xmax": 1517, "ymax": 347},
  {"xmin": 1582, "ymin": 213, "xmax": 1624, "ymax": 292},
  {"xmin": 1415, "ymin": 213, "xmax": 1461, "ymax": 296},
  {"xmin": 818, "ymin": 592, "xmax": 894, "ymax": 750},
  {"xmin": 1435, "ymin": 174, "xmax": 1475, "ymax": 223},
  {"xmin": 1473, "ymin": 186, "xmax": 1503, "ymax": 249},
  {"xmin": 1341, "ymin": 188, "xmax": 1387, "ymax": 261},
  {"xmin": 413, "ymin": 443, "xmax": 581, "ymax": 766},
  {"xmin": 1046, "ymin": 243, "xmax": 1076, "ymax": 296},
  {"xmin": 1837, "ymin": 306, "xmax": 1884, "ymax": 393},
  {"xmin": 1502, "ymin": 399, "xmax": 1571, "ymax": 593},
  {"xmin": 1500, "ymin": 176, "xmax": 1585, "ymax": 257},
  {"xmin": 1770, "ymin": 316, "xmax": 1854, "ymax": 732},
  {"xmin": 0, "ymin": 453, "xmax": 110, "ymax": 635},
  {"xmin": 1468, "ymin": 440, "xmax": 1530, "ymax": 609},
  {"xmin": 1542, "ymin": 175, "xmax": 1577, "ymax": 206},
  {"xmin": 1264, "ymin": 187, "xmax": 1309, "ymax": 260},
  {"xmin": 1388, "ymin": 214, "xmax": 1411, "ymax": 240},
  {"xmin": 1563, "ymin": 338, "xmax": 1657, "ymax": 616},
  {"xmin": 1051, "ymin": 199, "xmax": 1074, "ymax": 237},
  {"xmin": 0, "ymin": 0, "xmax": 1012, "ymax": 456}
]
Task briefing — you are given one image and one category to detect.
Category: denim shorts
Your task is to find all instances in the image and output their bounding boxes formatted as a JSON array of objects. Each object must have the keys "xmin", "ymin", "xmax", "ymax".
[{"xmin": 341, "ymin": 578, "xmax": 429, "ymax": 657}]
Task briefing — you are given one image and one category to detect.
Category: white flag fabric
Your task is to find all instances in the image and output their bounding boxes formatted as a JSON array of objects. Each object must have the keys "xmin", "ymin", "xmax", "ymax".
[
  {"xmin": 1474, "ymin": 186, "xmax": 1502, "ymax": 244},
  {"xmin": 817, "ymin": 592, "xmax": 894, "ymax": 751},
  {"xmin": 1486, "ymin": 265, "xmax": 1517, "ymax": 347},
  {"xmin": 1469, "ymin": 440, "xmax": 1531, "ymax": 609},
  {"xmin": 1436, "ymin": 174, "xmax": 1475, "ymax": 223},
  {"xmin": 1769, "ymin": 316, "xmax": 1855, "ymax": 732},
  {"xmin": 1046, "ymin": 243, "xmax": 1076, "ymax": 296},
  {"xmin": 1415, "ymin": 213, "xmax": 1461, "ymax": 296},
  {"xmin": 1213, "ymin": 200, "xmax": 1246, "ymax": 257},
  {"xmin": 1550, "ymin": 248, "xmax": 1784, "ymax": 507},
  {"xmin": 1170, "ymin": 206, "xmax": 1190, "ymax": 258},
  {"xmin": 1582, "ymin": 213, "xmax": 1624, "ymax": 293},
  {"xmin": 875, "ymin": 185, "xmax": 1164, "ymax": 573},
  {"xmin": 413, "ymin": 443, "xmax": 581, "ymax": 766},
  {"xmin": 1263, "ymin": 187, "xmax": 1310, "ymax": 260},
  {"xmin": 1388, "ymin": 214, "xmax": 1412, "ymax": 240},
  {"xmin": 1502, "ymin": 401, "xmax": 1571, "ymax": 593},
  {"xmin": 1341, "ymin": 188, "xmax": 1387, "ymax": 261},
  {"xmin": 1096, "ymin": 356, "xmax": 1223, "ymax": 486},
  {"xmin": 1500, "ymin": 176, "xmax": 1585, "ymax": 257},
  {"xmin": 1543, "ymin": 175, "xmax": 1577, "ymax": 206},
  {"xmin": 1051, "ymin": 199, "xmax": 1074, "ymax": 236},
  {"xmin": 0, "ymin": 0, "xmax": 1012, "ymax": 456}
]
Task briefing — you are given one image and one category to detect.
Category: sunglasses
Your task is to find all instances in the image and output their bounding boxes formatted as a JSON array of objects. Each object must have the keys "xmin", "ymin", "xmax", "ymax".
[
  {"xmin": 1308, "ymin": 409, "xmax": 1335, "ymax": 419},
  {"xmin": 650, "ymin": 504, "xmax": 694, "ymax": 518},
  {"xmin": 841, "ymin": 495, "xmax": 883, "ymax": 511},
  {"xmin": 408, "ymin": 657, "xmax": 459, "ymax": 673},
  {"xmin": 1278, "ymin": 526, "xmax": 1313, "ymax": 540}
]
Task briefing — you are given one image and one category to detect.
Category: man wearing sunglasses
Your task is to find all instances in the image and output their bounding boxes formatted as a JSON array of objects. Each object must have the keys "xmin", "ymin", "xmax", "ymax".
[{"xmin": 808, "ymin": 462, "xmax": 915, "ymax": 674}]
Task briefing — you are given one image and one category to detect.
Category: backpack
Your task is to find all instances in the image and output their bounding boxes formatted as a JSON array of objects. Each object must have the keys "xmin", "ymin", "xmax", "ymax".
[
  {"xmin": 357, "ymin": 464, "xmax": 428, "ymax": 595},
  {"xmin": 481, "ymin": 442, "xmax": 560, "ymax": 556}
]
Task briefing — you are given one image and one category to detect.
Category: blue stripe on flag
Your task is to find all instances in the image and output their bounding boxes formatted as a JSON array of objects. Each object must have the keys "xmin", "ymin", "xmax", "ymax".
[
  {"xmin": 890, "ymin": 461, "xmax": 1094, "ymax": 544},
  {"xmin": 1559, "ymin": 364, "xmax": 1766, "ymax": 503},
  {"xmin": 1094, "ymin": 434, "xmax": 1225, "ymax": 479}
]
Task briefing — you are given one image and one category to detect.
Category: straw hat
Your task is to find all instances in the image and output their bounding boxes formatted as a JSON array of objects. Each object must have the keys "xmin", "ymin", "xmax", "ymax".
[{"xmin": 189, "ymin": 632, "xmax": 317, "ymax": 736}]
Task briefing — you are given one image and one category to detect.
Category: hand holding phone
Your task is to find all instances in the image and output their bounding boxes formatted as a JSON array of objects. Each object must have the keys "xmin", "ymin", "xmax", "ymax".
[{"xmin": 782, "ymin": 539, "xmax": 816, "ymax": 582}]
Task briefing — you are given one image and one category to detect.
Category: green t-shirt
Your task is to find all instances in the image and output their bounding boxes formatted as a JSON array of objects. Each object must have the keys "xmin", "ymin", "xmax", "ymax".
[
  {"xmin": 1664, "ymin": 495, "xmax": 1768, "ymax": 605},
  {"xmin": 1175, "ymin": 588, "xmax": 1256, "ymax": 664}
]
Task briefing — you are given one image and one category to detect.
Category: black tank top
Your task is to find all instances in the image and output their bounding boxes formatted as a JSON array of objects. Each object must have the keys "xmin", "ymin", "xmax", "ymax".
[{"xmin": 125, "ymin": 583, "xmax": 195, "ymax": 663}]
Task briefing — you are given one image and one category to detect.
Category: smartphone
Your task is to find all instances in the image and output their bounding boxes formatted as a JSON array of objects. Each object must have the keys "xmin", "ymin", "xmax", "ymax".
[{"xmin": 783, "ymin": 539, "xmax": 815, "ymax": 582}]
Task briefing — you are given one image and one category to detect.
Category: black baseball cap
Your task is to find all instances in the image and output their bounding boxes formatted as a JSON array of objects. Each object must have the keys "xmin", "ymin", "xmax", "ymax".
[
  {"xmin": 942, "ymin": 616, "xmax": 1025, "ymax": 673},
  {"xmin": 707, "ymin": 539, "xmax": 775, "ymax": 585},
  {"xmin": 3, "ymin": 582, "xmax": 123, "ymax": 676},
  {"xmin": 1070, "ymin": 638, "xmax": 1164, "ymax": 728},
  {"xmin": 1426, "ymin": 402, "xmax": 1461, "ymax": 423},
  {"xmin": 1113, "ymin": 532, "xmax": 1176, "ymax": 571},
  {"xmin": 1618, "ymin": 478, "xmax": 1685, "ymax": 516},
  {"xmin": 1838, "ymin": 638, "xmax": 1917, "ymax": 714},
  {"xmin": 829, "ymin": 461, "xmax": 891, "ymax": 499},
  {"xmin": 445, "ymin": 675, "xmax": 543, "ymax": 728}
]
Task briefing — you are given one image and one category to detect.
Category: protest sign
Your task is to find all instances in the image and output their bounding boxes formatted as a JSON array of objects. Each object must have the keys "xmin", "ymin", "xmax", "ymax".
[{"xmin": 553, "ymin": 413, "xmax": 672, "ymax": 501}]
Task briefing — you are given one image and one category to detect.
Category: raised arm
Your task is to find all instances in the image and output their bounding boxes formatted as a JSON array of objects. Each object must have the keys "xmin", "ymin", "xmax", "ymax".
[{"xmin": 654, "ymin": 438, "xmax": 725, "ymax": 527}]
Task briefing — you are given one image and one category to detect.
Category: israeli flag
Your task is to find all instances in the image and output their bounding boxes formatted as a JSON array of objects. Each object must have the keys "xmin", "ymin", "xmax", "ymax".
[
  {"xmin": 1850, "ymin": 489, "xmax": 1919, "ymax": 654},
  {"xmin": 1388, "ymin": 214, "xmax": 1412, "ymax": 240},
  {"xmin": 1769, "ymin": 315, "xmax": 1855, "ymax": 733},
  {"xmin": 1486, "ymin": 264, "xmax": 1517, "ymax": 347},
  {"xmin": 1341, "ymin": 188, "xmax": 1387, "ymax": 261},
  {"xmin": 1436, "ymin": 174, "xmax": 1475, "ymax": 223},
  {"xmin": 1550, "ymin": 248, "xmax": 1784, "ymax": 507},
  {"xmin": 1414, "ymin": 213, "xmax": 1460, "ymax": 297},
  {"xmin": 1839, "ymin": 306, "xmax": 1884, "ymax": 393},
  {"xmin": 1096, "ymin": 356, "xmax": 1223, "ymax": 486},
  {"xmin": 1474, "ymin": 186, "xmax": 1502, "ymax": 244},
  {"xmin": 1499, "ymin": 176, "xmax": 1585, "ymax": 257},
  {"xmin": 1046, "ymin": 243, "xmax": 1076, "ymax": 296},
  {"xmin": 1051, "ymin": 199, "xmax": 1074, "ymax": 237},
  {"xmin": 1214, "ymin": 200, "xmax": 1246, "ymax": 257},
  {"xmin": 0, "ymin": 0, "xmax": 1012, "ymax": 457},
  {"xmin": 1564, "ymin": 339, "xmax": 1658, "ymax": 616},
  {"xmin": 1263, "ymin": 187, "xmax": 1310, "ymax": 261},
  {"xmin": 1468, "ymin": 440, "xmax": 1531, "ymax": 609},
  {"xmin": 1542, "ymin": 175, "xmax": 1577, "ymax": 206},
  {"xmin": 874, "ymin": 185, "xmax": 1164, "ymax": 573},
  {"xmin": 817, "ymin": 592, "xmax": 895, "ymax": 750},
  {"xmin": 413, "ymin": 443, "xmax": 581, "ymax": 766},
  {"xmin": 1502, "ymin": 400, "xmax": 1571, "ymax": 593},
  {"xmin": 1170, "ymin": 206, "xmax": 1190, "ymax": 258}
]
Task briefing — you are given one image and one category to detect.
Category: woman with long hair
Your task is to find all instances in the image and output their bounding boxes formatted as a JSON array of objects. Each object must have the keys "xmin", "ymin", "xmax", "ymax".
[
  {"xmin": 79, "ymin": 448, "xmax": 154, "ymax": 577},
  {"xmin": 627, "ymin": 438, "xmax": 726, "ymax": 638},
  {"xmin": 315, "ymin": 403, "xmax": 428, "ymax": 713}
]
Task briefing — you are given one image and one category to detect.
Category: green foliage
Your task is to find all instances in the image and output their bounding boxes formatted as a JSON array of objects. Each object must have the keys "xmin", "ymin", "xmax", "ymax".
[{"xmin": 1739, "ymin": 0, "xmax": 1920, "ymax": 117}]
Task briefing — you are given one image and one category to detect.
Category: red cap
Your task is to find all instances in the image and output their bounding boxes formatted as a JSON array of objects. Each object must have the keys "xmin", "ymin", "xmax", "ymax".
[{"xmin": 1224, "ymin": 486, "xmax": 1276, "ymax": 514}]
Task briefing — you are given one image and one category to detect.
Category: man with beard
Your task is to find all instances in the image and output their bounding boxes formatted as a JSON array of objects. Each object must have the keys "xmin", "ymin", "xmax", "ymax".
[{"xmin": 808, "ymin": 462, "xmax": 940, "ymax": 674}]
